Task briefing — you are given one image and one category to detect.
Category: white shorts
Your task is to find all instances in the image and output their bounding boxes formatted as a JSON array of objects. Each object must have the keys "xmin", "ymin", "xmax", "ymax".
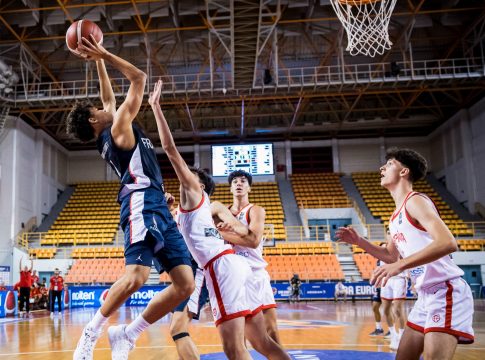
[
  {"xmin": 381, "ymin": 277, "xmax": 407, "ymax": 300},
  {"xmin": 187, "ymin": 268, "xmax": 208, "ymax": 320},
  {"xmin": 407, "ymin": 277, "xmax": 474, "ymax": 344},
  {"xmin": 246, "ymin": 268, "xmax": 277, "ymax": 315},
  {"xmin": 204, "ymin": 250, "xmax": 251, "ymax": 326}
]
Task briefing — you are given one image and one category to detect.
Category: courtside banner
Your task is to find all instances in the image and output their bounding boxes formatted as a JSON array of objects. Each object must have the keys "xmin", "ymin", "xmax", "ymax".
[
  {"xmin": 0, "ymin": 290, "xmax": 18, "ymax": 317},
  {"xmin": 271, "ymin": 282, "xmax": 414, "ymax": 300},
  {"xmin": 69, "ymin": 285, "xmax": 168, "ymax": 308}
]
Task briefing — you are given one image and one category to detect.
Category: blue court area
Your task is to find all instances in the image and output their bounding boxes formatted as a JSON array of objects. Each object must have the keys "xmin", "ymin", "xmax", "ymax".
[{"xmin": 201, "ymin": 349, "xmax": 396, "ymax": 359}]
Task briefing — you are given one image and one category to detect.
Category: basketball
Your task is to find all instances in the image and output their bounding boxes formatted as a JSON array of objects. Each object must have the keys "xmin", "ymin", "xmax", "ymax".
[{"xmin": 65, "ymin": 19, "xmax": 103, "ymax": 57}]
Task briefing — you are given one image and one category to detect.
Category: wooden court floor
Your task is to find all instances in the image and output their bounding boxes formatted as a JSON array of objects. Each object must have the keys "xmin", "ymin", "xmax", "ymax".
[{"xmin": 0, "ymin": 300, "xmax": 483, "ymax": 359}]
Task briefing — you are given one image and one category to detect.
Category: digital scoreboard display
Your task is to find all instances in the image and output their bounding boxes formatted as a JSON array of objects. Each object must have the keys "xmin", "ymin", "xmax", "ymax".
[{"xmin": 211, "ymin": 143, "xmax": 274, "ymax": 176}]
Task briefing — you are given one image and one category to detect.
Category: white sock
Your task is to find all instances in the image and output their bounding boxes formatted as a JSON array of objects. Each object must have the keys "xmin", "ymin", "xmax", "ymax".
[
  {"xmin": 125, "ymin": 315, "xmax": 151, "ymax": 341},
  {"xmin": 88, "ymin": 310, "xmax": 108, "ymax": 332},
  {"xmin": 376, "ymin": 322, "xmax": 382, "ymax": 330},
  {"xmin": 389, "ymin": 326, "xmax": 397, "ymax": 337},
  {"xmin": 399, "ymin": 328, "xmax": 404, "ymax": 337}
]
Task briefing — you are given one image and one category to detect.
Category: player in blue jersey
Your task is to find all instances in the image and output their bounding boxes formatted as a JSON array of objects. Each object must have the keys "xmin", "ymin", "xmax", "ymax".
[{"xmin": 66, "ymin": 35, "xmax": 194, "ymax": 360}]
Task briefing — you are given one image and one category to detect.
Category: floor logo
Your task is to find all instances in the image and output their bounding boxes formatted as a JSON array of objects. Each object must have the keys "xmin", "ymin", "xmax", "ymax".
[{"xmin": 201, "ymin": 349, "xmax": 396, "ymax": 359}]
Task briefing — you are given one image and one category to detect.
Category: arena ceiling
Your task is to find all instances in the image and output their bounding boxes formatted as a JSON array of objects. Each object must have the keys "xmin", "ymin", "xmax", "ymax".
[{"xmin": 0, "ymin": 0, "xmax": 485, "ymax": 150}]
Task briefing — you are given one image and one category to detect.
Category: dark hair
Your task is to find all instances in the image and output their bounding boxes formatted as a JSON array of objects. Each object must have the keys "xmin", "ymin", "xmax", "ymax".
[
  {"xmin": 228, "ymin": 170, "xmax": 253, "ymax": 186},
  {"xmin": 189, "ymin": 166, "xmax": 215, "ymax": 196},
  {"xmin": 66, "ymin": 100, "xmax": 95, "ymax": 142},
  {"xmin": 385, "ymin": 147, "xmax": 427, "ymax": 183}
]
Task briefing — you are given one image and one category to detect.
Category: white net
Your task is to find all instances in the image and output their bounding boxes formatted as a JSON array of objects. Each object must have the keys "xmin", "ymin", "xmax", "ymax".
[{"xmin": 330, "ymin": 0, "xmax": 397, "ymax": 57}]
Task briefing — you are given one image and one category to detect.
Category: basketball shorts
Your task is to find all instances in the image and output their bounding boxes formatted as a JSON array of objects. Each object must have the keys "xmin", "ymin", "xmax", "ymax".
[
  {"xmin": 372, "ymin": 287, "xmax": 381, "ymax": 303},
  {"xmin": 407, "ymin": 277, "xmax": 474, "ymax": 344},
  {"xmin": 246, "ymin": 268, "xmax": 277, "ymax": 316},
  {"xmin": 381, "ymin": 277, "xmax": 407, "ymax": 300},
  {"xmin": 173, "ymin": 264, "xmax": 208, "ymax": 320},
  {"xmin": 204, "ymin": 250, "xmax": 252, "ymax": 326},
  {"xmin": 120, "ymin": 189, "xmax": 192, "ymax": 273}
]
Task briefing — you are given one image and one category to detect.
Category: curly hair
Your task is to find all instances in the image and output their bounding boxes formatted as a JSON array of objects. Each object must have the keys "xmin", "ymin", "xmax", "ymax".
[
  {"xmin": 189, "ymin": 166, "xmax": 216, "ymax": 196},
  {"xmin": 228, "ymin": 170, "xmax": 253, "ymax": 186},
  {"xmin": 66, "ymin": 100, "xmax": 95, "ymax": 142},
  {"xmin": 385, "ymin": 147, "xmax": 427, "ymax": 183}
]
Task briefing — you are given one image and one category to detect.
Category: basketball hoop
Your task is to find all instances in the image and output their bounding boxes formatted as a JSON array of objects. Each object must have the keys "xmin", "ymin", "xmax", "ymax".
[{"xmin": 330, "ymin": 0, "xmax": 397, "ymax": 57}]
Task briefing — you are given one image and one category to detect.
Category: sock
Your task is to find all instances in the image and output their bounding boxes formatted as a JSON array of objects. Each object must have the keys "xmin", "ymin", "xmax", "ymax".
[
  {"xmin": 88, "ymin": 310, "xmax": 108, "ymax": 332},
  {"xmin": 375, "ymin": 322, "xmax": 382, "ymax": 330},
  {"xmin": 125, "ymin": 315, "xmax": 151, "ymax": 341},
  {"xmin": 389, "ymin": 326, "xmax": 397, "ymax": 337},
  {"xmin": 399, "ymin": 328, "xmax": 404, "ymax": 337}
]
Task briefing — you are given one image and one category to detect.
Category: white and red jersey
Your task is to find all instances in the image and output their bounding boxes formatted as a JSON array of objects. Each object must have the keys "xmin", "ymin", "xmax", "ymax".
[
  {"xmin": 230, "ymin": 203, "xmax": 268, "ymax": 270},
  {"xmin": 388, "ymin": 191, "xmax": 463, "ymax": 291},
  {"xmin": 177, "ymin": 192, "xmax": 233, "ymax": 268}
]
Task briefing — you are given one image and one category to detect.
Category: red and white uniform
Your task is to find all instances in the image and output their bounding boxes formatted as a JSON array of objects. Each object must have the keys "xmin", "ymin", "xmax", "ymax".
[
  {"xmin": 389, "ymin": 191, "xmax": 474, "ymax": 344},
  {"xmin": 49, "ymin": 276, "xmax": 64, "ymax": 291},
  {"xmin": 177, "ymin": 192, "xmax": 251, "ymax": 326},
  {"xmin": 231, "ymin": 204, "xmax": 276, "ymax": 315},
  {"xmin": 380, "ymin": 262, "xmax": 407, "ymax": 301}
]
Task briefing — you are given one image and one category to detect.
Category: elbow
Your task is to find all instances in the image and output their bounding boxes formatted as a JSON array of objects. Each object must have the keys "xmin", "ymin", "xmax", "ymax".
[
  {"xmin": 448, "ymin": 240, "xmax": 458, "ymax": 253},
  {"xmin": 162, "ymin": 143, "xmax": 176, "ymax": 154},
  {"xmin": 134, "ymin": 71, "xmax": 147, "ymax": 86}
]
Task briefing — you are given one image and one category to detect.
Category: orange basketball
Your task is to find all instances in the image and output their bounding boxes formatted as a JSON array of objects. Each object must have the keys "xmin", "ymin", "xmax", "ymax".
[{"xmin": 66, "ymin": 19, "xmax": 103, "ymax": 57}]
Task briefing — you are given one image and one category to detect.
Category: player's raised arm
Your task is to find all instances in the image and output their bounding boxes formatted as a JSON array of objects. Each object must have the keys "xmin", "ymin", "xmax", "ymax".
[
  {"xmin": 149, "ymin": 80, "xmax": 201, "ymax": 209},
  {"xmin": 78, "ymin": 35, "xmax": 146, "ymax": 149},
  {"xmin": 96, "ymin": 59, "xmax": 116, "ymax": 115}
]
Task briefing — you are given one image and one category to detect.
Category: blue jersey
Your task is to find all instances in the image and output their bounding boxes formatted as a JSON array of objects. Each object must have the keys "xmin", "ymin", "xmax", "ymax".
[{"xmin": 96, "ymin": 124, "xmax": 164, "ymax": 202}]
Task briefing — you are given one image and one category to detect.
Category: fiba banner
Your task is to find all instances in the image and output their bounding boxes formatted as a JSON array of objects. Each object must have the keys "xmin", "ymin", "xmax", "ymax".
[
  {"xmin": 271, "ymin": 282, "xmax": 413, "ymax": 300},
  {"xmin": 0, "ymin": 290, "xmax": 18, "ymax": 317},
  {"xmin": 70, "ymin": 285, "xmax": 168, "ymax": 308}
]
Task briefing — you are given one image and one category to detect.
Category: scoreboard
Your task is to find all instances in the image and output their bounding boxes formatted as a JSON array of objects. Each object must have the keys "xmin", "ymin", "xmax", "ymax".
[{"xmin": 212, "ymin": 143, "xmax": 274, "ymax": 176}]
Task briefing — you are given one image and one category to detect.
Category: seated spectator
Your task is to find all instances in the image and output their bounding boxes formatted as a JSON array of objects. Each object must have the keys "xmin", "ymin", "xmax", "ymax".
[
  {"xmin": 38, "ymin": 285, "xmax": 49, "ymax": 309},
  {"xmin": 334, "ymin": 281, "xmax": 348, "ymax": 302},
  {"xmin": 30, "ymin": 285, "xmax": 42, "ymax": 310},
  {"xmin": 289, "ymin": 273, "xmax": 302, "ymax": 303}
]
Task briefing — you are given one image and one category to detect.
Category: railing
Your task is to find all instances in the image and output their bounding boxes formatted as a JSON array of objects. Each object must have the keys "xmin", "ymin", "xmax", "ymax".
[
  {"xmin": 297, "ymin": 197, "xmax": 353, "ymax": 209},
  {"xmin": 18, "ymin": 231, "xmax": 121, "ymax": 248},
  {"xmin": 2, "ymin": 57, "xmax": 483, "ymax": 104}
]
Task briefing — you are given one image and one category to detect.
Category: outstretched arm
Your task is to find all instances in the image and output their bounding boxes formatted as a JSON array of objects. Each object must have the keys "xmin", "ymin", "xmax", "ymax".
[
  {"xmin": 336, "ymin": 227, "xmax": 399, "ymax": 264},
  {"xmin": 210, "ymin": 202, "xmax": 250, "ymax": 241},
  {"xmin": 372, "ymin": 196, "xmax": 458, "ymax": 287},
  {"xmin": 78, "ymin": 35, "xmax": 146, "ymax": 150},
  {"xmin": 149, "ymin": 80, "xmax": 201, "ymax": 210},
  {"xmin": 215, "ymin": 204, "xmax": 266, "ymax": 249},
  {"xmin": 29, "ymin": 259, "xmax": 33, "ymax": 272},
  {"xmin": 96, "ymin": 60, "xmax": 116, "ymax": 115},
  {"xmin": 19, "ymin": 257, "xmax": 22, "ymax": 272}
]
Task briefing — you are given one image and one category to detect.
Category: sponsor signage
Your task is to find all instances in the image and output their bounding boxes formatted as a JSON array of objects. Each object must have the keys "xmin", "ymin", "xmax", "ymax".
[
  {"xmin": 0, "ymin": 290, "xmax": 18, "ymax": 317},
  {"xmin": 69, "ymin": 285, "xmax": 168, "ymax": 308}
]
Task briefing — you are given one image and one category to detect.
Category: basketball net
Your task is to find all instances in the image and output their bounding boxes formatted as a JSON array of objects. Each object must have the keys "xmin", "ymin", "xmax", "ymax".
[{"xmin": 330, "ymin": 0, "xmax": 397, "ymax": 57}]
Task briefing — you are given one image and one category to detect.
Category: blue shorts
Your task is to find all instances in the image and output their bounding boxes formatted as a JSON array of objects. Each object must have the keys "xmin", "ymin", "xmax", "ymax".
[
  {"xmin": 120, "ymin": 189, "xmax": 191, "ymax": 273},
  {"xmin": 372, "ymin": 287, "xmax": 381, "ymax": 303},
  {"xmin": 173, "ymin": 259, "xmax": 209, "ymax": 320}
]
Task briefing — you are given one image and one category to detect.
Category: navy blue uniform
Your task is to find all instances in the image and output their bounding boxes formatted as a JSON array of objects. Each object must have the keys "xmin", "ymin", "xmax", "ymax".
[
  {"xmin": 372, "ymin": 260, "xmax": 382, "ymax": 303},
  {"xmin": 97, "ymin": 124, "xmax": 191, "ymax": 273}
]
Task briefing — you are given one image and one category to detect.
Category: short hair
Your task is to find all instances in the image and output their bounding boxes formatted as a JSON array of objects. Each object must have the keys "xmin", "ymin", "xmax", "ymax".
[
  {"xmin": 66, "ymin": 100, "xmax": 95, "ymax": 142},
  {"xmin": 385, "ymin": 147, "xmax": 427, "ymax": 183},
  {"xmin": 189, "ymin": 166, "xmax": 215, "ymax": 196},
  {"xmin": 228, "ymin": 170, "xmax": 253, "ymax": 186}
]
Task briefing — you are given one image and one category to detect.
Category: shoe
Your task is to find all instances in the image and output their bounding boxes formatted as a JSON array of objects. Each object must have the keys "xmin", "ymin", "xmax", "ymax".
[
  {"xmin": 19, "ymin": 311, "xmax": 24, "ymax": 318},
  {"xmin": 50, "ymin": 312, "xmax": 54, "ymax": 319},
  {"xmin": 390, "ymin": 334, "xmax": 400, "ymax": 350},
  {"xmin": 108, "ymin": 325, "xmax": 135, "ymax": 360},
  {"xmin": 369, "ymin": 328, "xmax": 384, "ymax": 336},
  {"xmin": 384, "ymin": 331, "xmax": 391, "ymax": 338},
  {"xmin": 73, "ymin": 325, "xmax": 101, "ymax": 360},
  {"xmin": 27, "ymin": 312, "xmax": 33, "ymax": 318}
]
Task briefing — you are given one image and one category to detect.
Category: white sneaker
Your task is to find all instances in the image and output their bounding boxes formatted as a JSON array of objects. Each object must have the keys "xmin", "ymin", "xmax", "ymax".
[
  {"xmin": 108, "ymin": 325, "xmax": 135, "ymax": 360},
  {"xmin": 73, "ymin": 325, "xmax": 101, "ymax": 360},
  {"xmin": 390, "ymin": 334, "xmax": 400, "ymax": 350},
  {"xmin": 50, "ymin": 312, "xmax": 54, "ymax": 319}
]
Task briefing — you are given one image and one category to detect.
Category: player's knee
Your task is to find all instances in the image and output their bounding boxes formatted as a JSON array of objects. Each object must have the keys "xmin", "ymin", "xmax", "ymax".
[
  {"xmin": 222, "ymin": 340, "xmax": 245, "ymax": 360},
  {"xmin": 174, "ymin": 280, "xmax": 195, "ymax": 299}
]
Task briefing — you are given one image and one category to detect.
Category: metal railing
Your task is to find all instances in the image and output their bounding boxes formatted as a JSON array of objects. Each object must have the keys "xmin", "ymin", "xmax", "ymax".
[
  {"xmin": 297, "ymin": 197, "xmax": 353, "ymax": 209},
  {"xmin": 2, "ymin": 57, "xmax": 483, "ymax": 104}
]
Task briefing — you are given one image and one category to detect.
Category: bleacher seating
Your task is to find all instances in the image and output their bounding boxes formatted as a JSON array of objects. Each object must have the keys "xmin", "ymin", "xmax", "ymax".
[
  {"xmin": 42, "ymin": 182, "xmax": 120, "ymax": 246},
  {"xmin": 354, "ymin": 254, "xmax": 377, "ymax": 280},
  {"xmin": 265, "ymin": 254, "xmax": 343, "ymax": 281},
  {"xmin": 263, "ymin": 241, "xmax": 335, "ymax": 255},
  {"xmin": 29, "ymin": 247, "xmax": 56, "ymax": 259},
  {"xmin": 457, "ymin": 239, "xmax": 485, "ymax": 251},
  {"xmin": 352, "ymin": 172, "xmax": 473, "ymax": 236},
  {"xmin": 71, "ymin": 247, "xmax": 124, "ymax": 258},
  {"xmin": 290, "ymin": 173, "xmax": 352, "ymax": 208}
]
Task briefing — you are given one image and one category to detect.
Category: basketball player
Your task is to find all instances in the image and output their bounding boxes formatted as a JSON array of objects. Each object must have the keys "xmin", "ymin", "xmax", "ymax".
[
  {"xmin": 217, "ymin": 169, "xmax": 281, "ymax": 344},
  {"xmin": 67, "ymin": 36, "xmax": 194, "ymax": 360},
  {"xmin": 166, "ymin": 192, "xmax": 209, "ymax": 360},
  {"xmin": 149, "ymin": 79, "xmax": 290, "ymax": 360},
  {"xmin": 336, "ymin": 148, "xmax": 474, "ymax": 360}
]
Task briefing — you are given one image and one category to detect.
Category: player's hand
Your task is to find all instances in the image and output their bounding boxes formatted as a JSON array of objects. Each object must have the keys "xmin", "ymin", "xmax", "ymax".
[
  {"xmin": 77, "ymin": 34, "xmax": 108, "ymax": 61},
  {"xmin": 216, "ymin": 221, "xmax": 236, "ymax": 234},
  {"xmin": 335, "ymin": 226, "xmax": 361, "ymax": 245},
  {"xmin": 164, "ymin": 192, "xmax": 175, "ymax": 205},
  {"xmin": 149, "ymin": 79, "xmax": 163, "ymax": 106},
  {"xmin": 371, "ymin": 261, "xmax": 403, "ymax": 288}
]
